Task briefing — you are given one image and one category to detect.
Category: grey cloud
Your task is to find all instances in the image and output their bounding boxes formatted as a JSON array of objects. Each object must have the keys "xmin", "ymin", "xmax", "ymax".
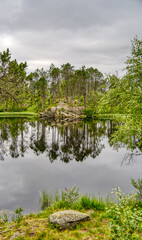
[
  {"xmin": 0, "ymin": 0, "xmax": 142, "ymax": 74},
  {"xmin": 1, "ymin": 0, "xmax": 141, "ymax": 33}
]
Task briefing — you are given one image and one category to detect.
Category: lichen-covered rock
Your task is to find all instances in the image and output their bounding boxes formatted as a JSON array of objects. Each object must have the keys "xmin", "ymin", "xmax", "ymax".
[{"xmin": 49, "ymin": 210, "xmax": 90, "ymax": 229}]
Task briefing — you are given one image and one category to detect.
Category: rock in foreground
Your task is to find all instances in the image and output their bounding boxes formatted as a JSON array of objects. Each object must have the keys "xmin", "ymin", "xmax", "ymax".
[{"xmin": 49, "ymin": 210, "xmax": 90, "ymax": 229}]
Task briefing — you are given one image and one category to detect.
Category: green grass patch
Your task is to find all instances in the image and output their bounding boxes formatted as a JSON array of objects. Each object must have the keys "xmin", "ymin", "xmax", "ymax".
[
  {"xmin": 80, "ymin": 195, "xmax": 106, "ymax": 211},
  {"xmin": 93, "ymin": 113, "xmax": 126, "ymax": 120},
  {"xmin": 0, "ymin": 112, "xmax": 38, "ymax": 118}
]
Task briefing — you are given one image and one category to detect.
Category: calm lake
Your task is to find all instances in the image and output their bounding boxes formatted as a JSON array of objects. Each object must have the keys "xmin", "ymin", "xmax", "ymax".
[{"xmin": 0, "ymin": 118, "xmax": 141, "ymax": 214}]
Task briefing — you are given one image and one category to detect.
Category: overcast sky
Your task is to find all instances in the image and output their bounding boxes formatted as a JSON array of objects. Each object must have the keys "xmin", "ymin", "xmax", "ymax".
[{"xmin": 0, "ymin": 0, "xmax": 142, "ymax": 76}]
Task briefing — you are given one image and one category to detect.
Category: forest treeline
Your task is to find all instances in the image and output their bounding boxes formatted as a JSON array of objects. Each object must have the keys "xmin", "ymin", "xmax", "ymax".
[
  {"xmin": 0, "ymin": 37, "xmax": 141, "ymax": 116},
  {"xmin": 0, "ymin": 49, "xmax": 105, "ymax": 113}
]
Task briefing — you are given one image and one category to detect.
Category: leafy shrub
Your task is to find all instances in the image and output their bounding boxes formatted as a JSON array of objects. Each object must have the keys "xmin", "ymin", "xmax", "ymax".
[
  {"xmin": 80, "ymin": 96, "xmax": 84, "ymax": 103},
  {"xmin": 61, "ymin": 186, "xmax": 80, "ymax": 204},
  {"xmin": 106, "ymin": 186, "xmax": 142, "ymax": 239},
  {"xmin": 27, "ymin": 104, "xmax": 38, "ymax": 112},
  {"xmin": 131, "ymin": 177, "xmax": 142, "ymax": 203},
  {"xmin": 12, "ymin": 207, "xmax": 23, "ymax": 222},
  {"xmin": 83, "ymin": 108, "xmax": 94, "ymax": 117}
]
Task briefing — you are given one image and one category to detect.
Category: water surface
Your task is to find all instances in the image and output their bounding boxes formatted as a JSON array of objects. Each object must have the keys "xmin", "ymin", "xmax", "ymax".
[{"xmin": 0, "ymin": 118, "xmax": 141, "ymax": 213}]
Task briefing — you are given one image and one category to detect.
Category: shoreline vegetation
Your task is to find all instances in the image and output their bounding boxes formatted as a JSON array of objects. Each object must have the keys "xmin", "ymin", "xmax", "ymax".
[
  {"xmin": 0, "ymin": 109, "xmax": 141, "ymax": 120},
  {"xmin": 0, "ymin": 108, "xmax": 139, "ymax": 119},
  {"xmin": 0, "ymin": 184, "xmax": 142, "ymax": 239}
]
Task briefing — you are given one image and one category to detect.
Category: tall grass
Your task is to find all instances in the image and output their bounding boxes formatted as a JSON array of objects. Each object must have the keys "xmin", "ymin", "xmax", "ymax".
[
  {"xmin": 39, "ymin": 187, "xmax": 110, "ymax": 211},
  {"xmin": 39, "ymin": 191, "xmax": 53, "ymax": 210},
  {"xmin": 80, "ymin": 195, "xmax": 106, "ymax": 211}
]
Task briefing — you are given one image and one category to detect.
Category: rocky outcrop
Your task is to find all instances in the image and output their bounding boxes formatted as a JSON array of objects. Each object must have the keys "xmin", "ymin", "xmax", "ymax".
[
  {"xmin": 40, "ymin": 101, "xmax": 85, "ymax": 122},
  {"xmin": 49, "ymin": 210, "xmax": 90, "ymax": 229}
]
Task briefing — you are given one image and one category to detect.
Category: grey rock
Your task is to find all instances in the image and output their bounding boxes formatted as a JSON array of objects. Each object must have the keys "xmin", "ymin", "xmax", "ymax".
[{"xmin": 49, "ymin": 210, "xmax": 90, "ymax": 229}]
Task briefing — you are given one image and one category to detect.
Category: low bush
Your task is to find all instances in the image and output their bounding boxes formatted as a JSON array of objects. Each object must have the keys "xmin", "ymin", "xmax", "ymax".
[
  {"xmin": 131, "ymin": 177, "xmax": 142, "ymax": 203},
  {"xmin": 11, "ymin": 207, "xmax": 23, "ymax": 222},
  {"xmin": 83, "ymin": 108, "xmax": 94, "ymax": 117},
  {"xmin": 106, "ymin": 186, "xmax": 142, "ymax": 239}
]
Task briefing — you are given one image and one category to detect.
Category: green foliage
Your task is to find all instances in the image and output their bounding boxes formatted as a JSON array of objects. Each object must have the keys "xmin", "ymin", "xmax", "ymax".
[
  {"xmin": 126, "ymin": 36, "xmax": 142, "ymax": 84},
  {"xmin": 106, "ymin": 187, "xmax": 142, "ymax": 239},
  {"xmin": 83, "ymin": 108, "xmax": 94, "ymax": 117},
  {"xmin": 29, "ymin": 68, "xmax": 49, "ymax": 112},
  {"xmin": 80, "ymin": 195, "xmax": 105, "ymax": 210},
  {"xmin": 0, "ymin": 49, "xmax": 28, "ymax": 111},
  {"xmin": 39, "ymin": 186, "xmax": 108, "ymax": 212},
  {"xmin": 27, "ymin": 104, "xmax": 38, "ymax": 112},
  {"xmin": 60, "ymin": 107, "xmax": 64, "ymax": 111},
  {"xmin": 1, "ymin": 211, "xmax": 8, "ymax": 222},
  {"xmin": 131, "ymin": 178, "xmax": 142, "ymax": 203},
  {"xmin": 99, "ymin": 37, "xmax": 142, "ymax": 116},
  {"xmin": 39, "ymin": 190, "xmax": 53, "ymax": 210},
  {"xmin": 14, "ymin": 237, "xmax": 25, "ymax": 240},
  {"xmin": 110, "ymin": 115, "xmax": 142, "ymax": 151},
  {"xmin": 80, "ymin": 95, "xmax": 84, "ymax": 103},
  {"xmin": 0, "ymin": 48, "xmax": 106, "ymax": 113},
  {"xmin": 15, "ymin": 207, "xmax": 23, "ymax": 217},
  {"xmin": 36, "ymin": 231, "xmax": 47, "ymax": 240},
  {"xmin": 61, "ymin": 186, "xmax": 80, "ymax": 204},
  {"xmin": 39, "ymin": 186, "xmax": 80, "ymax": 210},
  {"xmin": 12, "ymin": 207, "xmax": 23, "ymax": 222},
  {"xmin": 98, "ymin": 37, "xmax": 142, "ymax": 152}
]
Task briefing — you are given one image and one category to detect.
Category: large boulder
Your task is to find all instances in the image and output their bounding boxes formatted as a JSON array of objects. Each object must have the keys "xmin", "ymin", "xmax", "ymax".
[{"xmin": 49, "ymin": 210, "xmax": 90, "ymax": 229}]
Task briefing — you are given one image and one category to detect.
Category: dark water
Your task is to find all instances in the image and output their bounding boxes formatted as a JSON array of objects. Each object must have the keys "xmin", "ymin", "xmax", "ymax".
[{"xmin": 0, "ymin": 118, "xmax": 141, "ymax": 214}]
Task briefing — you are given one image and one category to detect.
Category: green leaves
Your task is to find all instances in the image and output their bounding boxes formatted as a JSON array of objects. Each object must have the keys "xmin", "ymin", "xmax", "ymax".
[
  {"xmin": 30, "ymin": 68, "xmax": 49, "ymax": 112},
  {"xmin": 62, "ymin": 186, "xmax": 80, "ymax": 204},
  {"xmin": 131, "ymin": 178, "xmax": 142, "ymax": 203},
  {"xmin": 126, "ymin": 36, "xmax": 142, "ymax": 82},
  {"xmin": 0, "ymin": 49, "xmax": 28, "ymax": 111},
  {"xmin": 107, "ymin": 187, "xmax": 142, "ymax": 239},
  {"xmin": 97, "ymin": 37, "xmax": 142, "ymax": 152},
  {"xmin": 98, "ymin": 37, "xmax": 142, "ymax": 115}
]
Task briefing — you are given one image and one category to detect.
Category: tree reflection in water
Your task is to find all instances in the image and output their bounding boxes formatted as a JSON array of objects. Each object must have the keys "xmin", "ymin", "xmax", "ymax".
[{"xmin": 0, "ymin": 118, "xmax": 141, "ymax": 163}]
